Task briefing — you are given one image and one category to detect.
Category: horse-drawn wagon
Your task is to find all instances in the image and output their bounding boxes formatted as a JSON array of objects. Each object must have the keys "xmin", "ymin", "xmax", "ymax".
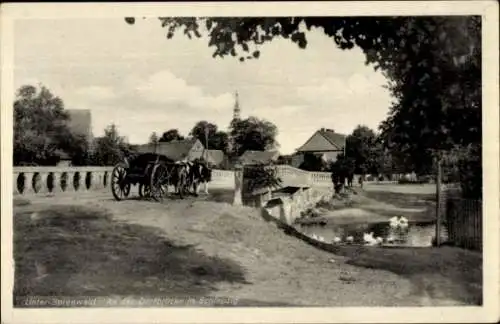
[{"xmin": 110, "ymin": 143, "xmax": 211, "ymax": 202}]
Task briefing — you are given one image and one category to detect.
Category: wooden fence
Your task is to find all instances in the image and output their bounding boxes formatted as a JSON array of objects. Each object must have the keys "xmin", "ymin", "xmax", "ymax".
[{"xmin": 444, "ymin": 197, "xmax": 482, "ymax": 251}]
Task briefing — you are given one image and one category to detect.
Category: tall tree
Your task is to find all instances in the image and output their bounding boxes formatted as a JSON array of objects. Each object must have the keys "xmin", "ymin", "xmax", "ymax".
[
  {"xmin": 345, "ymin": 125, "xmax": 381, "ymax": 175},
  {"xmin": 126, "ymin": 16, "xmax": 481, "ymax": 196},
  {"xmin": 148, "ymin": 132, "xmax": 159, "ymax": 145},
  {"xmin": 210, "ymin": 131, "xmax": 229, "ymax": 153},
  {"xmin": 190, "ymin": 120, "xmax": 229, "ymax": 152},
  {"xmin": 330, "ymin": 153, "xmax": 356, "ymax": 190},
  {"xmin": 230, "ymin": 116, "xmax": 279, "ymax": 156},
  {"xmin": 159, "ymin": 129, "xmax": 184, "ymax": 142},
  {"xmin": 92, "ymin": 124, "xmax": 129, "ymax": 166},
  {"xmin": 65, "ymin": 133, "xmax": 91, "ymax": 166},
  {"xmin": 13, "ymin": 84, "xmax": 82, "ymax": 166},
  {"xmin": 299, "ymin": 153, "xmax": 327, "ymax": 172}
]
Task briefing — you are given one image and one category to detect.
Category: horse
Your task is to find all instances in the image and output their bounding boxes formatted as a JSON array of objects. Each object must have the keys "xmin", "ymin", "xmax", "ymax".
[
  {"xmin": 172, "ymin": 161, "xmax": 190, "ymax": 198},
  {"xmin": 186, "ymin": 160, "xmax": 212, "ymax": 196}
]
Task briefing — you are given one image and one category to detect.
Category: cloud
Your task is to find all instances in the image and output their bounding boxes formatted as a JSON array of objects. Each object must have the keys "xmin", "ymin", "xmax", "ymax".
[
  {"xmin": 131, "ymin": 70, "xmax": 233, "ymax": 111},
  {"xmin": 13, "ymin": 20, "xmax": 395, "ymax": 154}
]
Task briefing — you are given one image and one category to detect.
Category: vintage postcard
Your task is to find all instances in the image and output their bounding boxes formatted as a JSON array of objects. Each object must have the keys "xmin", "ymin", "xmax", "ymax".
[{"xmin": 1, "ymin": 1, "xmax": 499, "ymax": 323}]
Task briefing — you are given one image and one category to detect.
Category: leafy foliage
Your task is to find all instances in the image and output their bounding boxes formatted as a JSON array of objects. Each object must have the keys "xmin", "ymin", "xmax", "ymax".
[
  {"xmin": 159, "ymin": 129, "xmax": 184, "ymax": 142},
  {"xmin": 345, "ymin": 125, "xmax": 382, "ymax": 174},
  {"xmin": 190, "ymin": 120, "xmax": 229, "ymax": 152},
  {"xmin": 229, "ymin": 116, "xmax": 279, "ymax": 157},
  {"xmin": 66, "ymin": 133, "xmax": 92, "ymax": 166},
  {"xmin": 243, "ymin": 163, "xmax": 282, "ymax": 193},
  {"xmin": 91, "ymin": 124, "xmax": 131, "ymax": 166},
  {"xmin": 443, "ymin": 144, "xmax": 482, "ymax": 199},
  {"xmin": 148, "ymin": 132, "xmax": 159, "ymax": 145},
  {"xmin": 299, "ymin": 153, "xmax": 328, "ymax": 172},
  {"xmin": 13, "ymin": 85, "xmax": 84, "ymax": 166},
  {"xmin": 330, "ymin": 153, "xmax": 355, "ymax": 184}
]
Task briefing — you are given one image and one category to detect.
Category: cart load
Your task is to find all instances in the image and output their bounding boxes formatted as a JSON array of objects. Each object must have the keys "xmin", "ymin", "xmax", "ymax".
[{"xmin": 110, "ymin": 148, "xmax": 212, "ymax": 202}]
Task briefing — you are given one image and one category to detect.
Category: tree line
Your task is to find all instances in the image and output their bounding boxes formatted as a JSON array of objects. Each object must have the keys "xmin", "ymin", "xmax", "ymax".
[
  {"xmin": 13, "ymin": 85, "xmax": 134, "ymax": 167},
  {"xmin": 13, "ymin": 84, "xmax": 280, "ymax": 167},
  {"xmin": 148, "ymin": 117, "xmax": 279, "ymax": 158}
]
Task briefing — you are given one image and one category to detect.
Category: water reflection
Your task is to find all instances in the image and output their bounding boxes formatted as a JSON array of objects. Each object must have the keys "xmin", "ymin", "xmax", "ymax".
[{"xmin": 297, "ymin": 221, "xmax": 437, "ymax": 247}]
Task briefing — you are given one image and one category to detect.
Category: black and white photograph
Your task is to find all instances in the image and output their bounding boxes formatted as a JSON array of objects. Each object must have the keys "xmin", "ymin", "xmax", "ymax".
[{"xmin": 1, "ymin": 1, "xmax": 499, "ymax": 323}]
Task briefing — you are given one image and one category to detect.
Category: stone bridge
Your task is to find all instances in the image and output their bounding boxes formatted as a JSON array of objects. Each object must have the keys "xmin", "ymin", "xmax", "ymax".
[
  {"xmin": 12, "ymin": 165, "xmax": 333, "ymax": 196},
  {"xmin": 12, "ymin": 165, "xmax": 333, "ymax": 225}
]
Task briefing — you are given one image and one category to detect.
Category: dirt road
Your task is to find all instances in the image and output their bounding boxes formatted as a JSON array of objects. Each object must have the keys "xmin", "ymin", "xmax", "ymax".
[{"xmin": 13, "ymin": 190, "xmax": 481, "ymax": 306}]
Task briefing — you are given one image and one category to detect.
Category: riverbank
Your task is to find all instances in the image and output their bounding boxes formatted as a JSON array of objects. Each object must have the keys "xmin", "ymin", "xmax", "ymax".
[{"xmin": 295, "ymin": 185, "xmax": 436, "ymax": 226}]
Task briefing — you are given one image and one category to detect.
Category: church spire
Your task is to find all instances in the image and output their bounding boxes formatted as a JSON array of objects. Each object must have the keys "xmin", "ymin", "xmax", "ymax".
[{"xmin": 233, "ymin": 91, "xmax": 241, "ymax": 121}]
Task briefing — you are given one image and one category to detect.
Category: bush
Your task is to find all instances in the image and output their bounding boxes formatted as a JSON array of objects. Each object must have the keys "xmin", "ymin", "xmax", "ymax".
[
  {"xmin": 458, "ymin": 145, "xmax": 481, "ymax": 199},
  {"xmin": 243, "ymin": 163, "xmax": 282, "ymax": 193}
]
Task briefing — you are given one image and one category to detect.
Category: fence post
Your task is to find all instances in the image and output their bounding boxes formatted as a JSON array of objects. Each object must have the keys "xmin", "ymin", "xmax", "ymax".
[
  {"xmin": 435, "ymin": 158, "xmax": 443, "ymax": 246},
  {"xmin": 233, "ymin": 164, "xmax": 243, "ymax": 206}
]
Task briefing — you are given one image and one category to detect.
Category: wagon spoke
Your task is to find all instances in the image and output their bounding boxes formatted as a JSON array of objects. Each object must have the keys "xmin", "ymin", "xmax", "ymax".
[{"xmin": 111, "ymin": 165, "xmax": 129, "ymax": 201}]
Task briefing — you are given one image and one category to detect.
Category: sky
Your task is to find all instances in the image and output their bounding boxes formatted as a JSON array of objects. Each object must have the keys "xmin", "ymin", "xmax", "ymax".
[{"xmin": 14, "ymin": 18, "xmax": 393, "ymax": 155}]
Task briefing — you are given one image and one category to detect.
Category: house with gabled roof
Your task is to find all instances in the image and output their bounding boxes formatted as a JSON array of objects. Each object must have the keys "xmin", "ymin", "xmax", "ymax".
[
  {"xmin": 136, "ymin": 138, "xmax": 205, "ymax": 162},
  {"xmin": 136, "ymin": 139, "xmax": 230, "ymax": 167},
  {"xmin": 291, "ymin": 128, "xmax": 346, "ymax": 167},
  {"xmin": 204, "ymin": 149, "xmax": 229, "ymax": 168}
]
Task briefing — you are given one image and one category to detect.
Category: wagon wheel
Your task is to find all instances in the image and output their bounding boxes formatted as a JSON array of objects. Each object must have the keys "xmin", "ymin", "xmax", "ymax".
[
  {"xmin": 138, "ymin": 183, "xmax": 151, "ymax": 198},
  {"xmin": 150, "ymin": 164, "xmax": 169, "ymax": 202},
  {"xmin": 111, "ymin": 164, "xmax": 131, "ymax": 201}
]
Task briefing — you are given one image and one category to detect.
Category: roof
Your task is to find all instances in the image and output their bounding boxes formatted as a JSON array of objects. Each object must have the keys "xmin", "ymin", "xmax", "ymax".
[
  {"xmin": 204, "ymin": 149, "xmax": 226, "ymax": 165},
  {"xmin": 296, "ymin": 128, "xmax": 346, "ymax": 152},
  {"xmin": 238, "ymin": 150, "xmax": 280, "ymax": 165},
  {"xmin": 136, "ymin": 138, "xmax": 202, "ymax": 161}
]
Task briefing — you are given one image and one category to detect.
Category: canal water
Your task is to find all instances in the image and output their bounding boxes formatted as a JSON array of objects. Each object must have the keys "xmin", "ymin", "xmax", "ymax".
[{"xmin": 297, "ymin": 220, "xmax": 441, "ymax": 247}]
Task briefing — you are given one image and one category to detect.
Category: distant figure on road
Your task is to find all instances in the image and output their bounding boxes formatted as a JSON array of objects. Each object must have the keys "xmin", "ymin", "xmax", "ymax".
[
  {"xmin": 347, "ymin": 173, "xmax": 353, "ymax": 187},
  {"xmin": 331, "ymin": 172, "xmax": 343, "ymax": 194},
  {"xmin": 358, "ymin": 175, "xmax": 364, "ymax": 189}
]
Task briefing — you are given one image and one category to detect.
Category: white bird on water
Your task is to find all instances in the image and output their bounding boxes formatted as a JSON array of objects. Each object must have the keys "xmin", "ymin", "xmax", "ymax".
[
  {"xmin": 399, "ymin": 216, "xmax": 409, "ymax": 229},
  {"xmin": 363, "ymin": 232, "xmax": 378, "ymax": 245},
  {"xmin": 389, "ymin": 216, "xmax": 400, "ymax": 228},
  {"xmin": 389, "ymin": 216, "xmax": 409, "ymax": 229}
]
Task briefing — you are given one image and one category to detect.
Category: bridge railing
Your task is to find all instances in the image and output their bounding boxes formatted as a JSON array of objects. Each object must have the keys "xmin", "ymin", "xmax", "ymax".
[
  {"xmin": 274, "ymin": 165, "xmax": 332, "ymax": 188},
  {"xmin": 13, "ymin": 166, "xmax": 114, "ymax": 195},
  {"xmin": 12, "ymin": 165, "xmax": 333, "ymax": 196}
]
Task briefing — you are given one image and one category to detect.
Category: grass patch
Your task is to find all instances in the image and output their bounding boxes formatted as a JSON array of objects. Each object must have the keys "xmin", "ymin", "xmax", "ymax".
[
  {"xmin": 363, "ymin": 190, "xmax": 435, "ymax": 210},
  {"xmin": 14, "ymin": 205, "xmax": 248, "ymax": 306},
  {"xmin": 206, "ymin": 188, "xmax": 234, "ymax": 204},
  {"xmin": 14, "ymin": 197, "xmax": 31, "ymax": 207},
  {"xmin": 334, "ymin": 245, "xmax": 482, "ymax": 305}
]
